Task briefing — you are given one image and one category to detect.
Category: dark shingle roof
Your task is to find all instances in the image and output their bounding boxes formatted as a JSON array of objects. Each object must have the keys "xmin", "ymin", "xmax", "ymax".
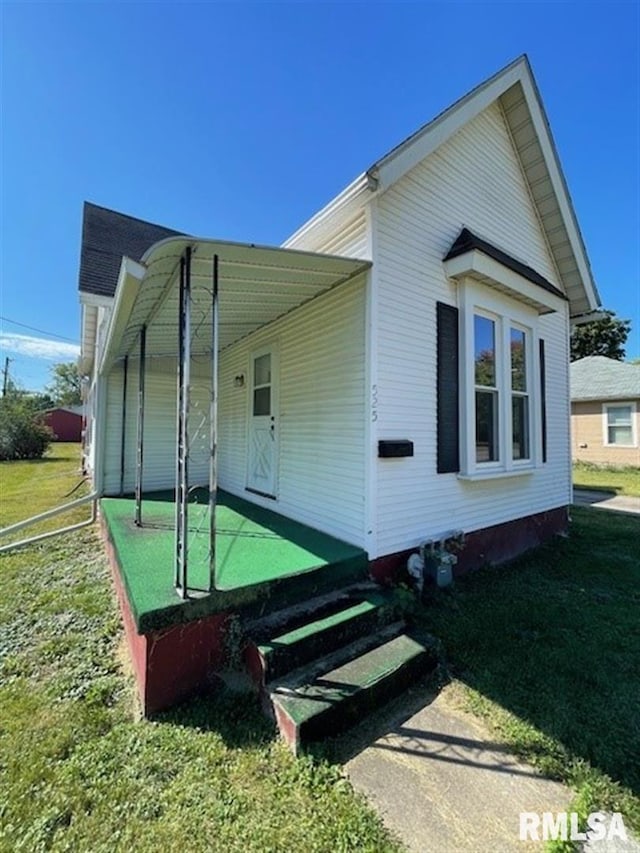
[
  {"xmin": 78, "ymin": 202, "xmax": 186, "ymax": 297},
  {"xmin": 444, "ymin": 227, "xmax": 567, "ymax": 302},
  {"xmin": 571, "ymin": 356, "xmax": 640, "ymax": 401}
]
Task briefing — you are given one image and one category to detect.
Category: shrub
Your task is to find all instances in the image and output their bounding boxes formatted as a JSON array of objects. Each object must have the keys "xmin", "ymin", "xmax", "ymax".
[{"xmin": 0, "ymin": 396, "xmax": 53, "ymax": 461}]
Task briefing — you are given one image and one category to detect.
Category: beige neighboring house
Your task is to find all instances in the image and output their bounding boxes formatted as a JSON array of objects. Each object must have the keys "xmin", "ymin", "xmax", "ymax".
[{"xmin": 570, "ymin": 356, "xmax": 640, "ymax": 466}]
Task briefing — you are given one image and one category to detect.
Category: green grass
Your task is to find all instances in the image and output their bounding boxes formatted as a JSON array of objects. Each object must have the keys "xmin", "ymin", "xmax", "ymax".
[
  {"xmin": 573, "ymin": 461, "xmax": 640, "ymax": 497},
  {"xmin": 0, "ymin": 459, "xmax": 398, "ymax": 851},
  {"xmin": 3, "ymin": 449, "xmax": 639, "ymax": 850},
  {"xmin": 420, "ymin": 506, "xmax": 640, "ymax": 842},
  {"xmin": 0, "ymin": 442, "xmax": 89, "ymax": 541}
]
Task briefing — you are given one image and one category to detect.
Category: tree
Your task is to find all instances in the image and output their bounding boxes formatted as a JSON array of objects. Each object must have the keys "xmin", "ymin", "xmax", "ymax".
[
  {"xmin": 570, "ymin": 310, "xmax": 631, "ymax": 362},
  {"xmin": 46, "ymin": 362, "xmax": 82, "ymax": 406},
  {"xmin": 28, "ymin": 392, "xmax": 56, "ymax": 411},
  {"xmin": 0, "ymin": 395, "xmax": 53, "ymax": 460}
]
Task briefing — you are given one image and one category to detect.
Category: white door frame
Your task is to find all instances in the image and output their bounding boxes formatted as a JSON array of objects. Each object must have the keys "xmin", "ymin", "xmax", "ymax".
[{"xmin": 245, "ymin": 342, "xmax": 279, "ymax": 499}]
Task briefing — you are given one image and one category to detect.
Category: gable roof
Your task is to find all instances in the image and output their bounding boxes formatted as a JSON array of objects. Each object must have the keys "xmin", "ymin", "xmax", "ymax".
[
  {"xmin": 444, "ymin": 227, "xmax": 566, "ymax": 302},
  {"xmin": 46, "ymin": 406, "xmax": 83, "ymax": 417},
  {"xmin": 286, "ymin": 55, "xmax": 600, "ymax": 317},
  {"xmin": 78, "ymin": 202, "xmax": 186, "ymax": 298},
  {"xmin": 80, "ymin": 58, "xmax": 599, "ymax": 319},
  {"xmin": 571, "ymin": 356, "xmax": 640, "ymax": 402}
]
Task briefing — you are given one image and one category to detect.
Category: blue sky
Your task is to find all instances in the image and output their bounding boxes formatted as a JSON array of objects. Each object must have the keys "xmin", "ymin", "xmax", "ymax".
[{"xmin": 2, "ymin": 1, "xmax": 638, "ymax": 390}]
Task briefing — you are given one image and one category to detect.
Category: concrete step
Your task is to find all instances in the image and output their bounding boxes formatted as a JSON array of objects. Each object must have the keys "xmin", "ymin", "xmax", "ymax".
[
  {"xmin": 237, "ymin": 553, "xmax": 371, "ymax": 622},
  {"xmin": 269, "ymin": 629, "xmax": 438, "ymax": 753},
  {"xmin": 245, "ymin": 581, "xmax": 380, "ymax": 642},
  {"xmin": 270, "ymin": 620, "xmax": 406, "ymax": 690},
  {"xmin": 252, "ymin": 589, "xmax": 401, "ymax": 683}
]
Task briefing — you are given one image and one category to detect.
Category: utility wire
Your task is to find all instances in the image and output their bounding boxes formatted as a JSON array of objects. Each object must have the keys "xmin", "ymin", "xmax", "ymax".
[{"xmin": 0, "ymin": 316, "xmax": 79, "ymax": 344}]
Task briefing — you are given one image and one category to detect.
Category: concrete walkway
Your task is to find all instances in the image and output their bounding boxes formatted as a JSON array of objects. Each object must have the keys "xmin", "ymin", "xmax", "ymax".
[
  {"xmin": 573, "ymin": 489, "xmax": 640, "ymax": 515},
  {"xmin": 346, "ymin": 683, "xmax": 572, "ymax": 852}
]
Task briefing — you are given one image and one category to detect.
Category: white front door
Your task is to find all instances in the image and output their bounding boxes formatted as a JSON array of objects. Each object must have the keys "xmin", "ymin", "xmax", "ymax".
[{"xmin": 246, "ymin": 346, "xmax": 278, "ymax": 498}]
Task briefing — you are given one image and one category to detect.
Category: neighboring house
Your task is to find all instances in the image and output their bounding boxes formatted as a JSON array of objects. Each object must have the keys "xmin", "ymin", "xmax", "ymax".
[
  {"xmin": 570, "ymin": 356, "xmax": 640, "ymax": 466},
  {"xmin": 78, "ymin": 55, "xmax": 602, "ymax": 730},
  {"xmin": 44, "ymin": 406, "xmax": 83, "ymax": 442}
]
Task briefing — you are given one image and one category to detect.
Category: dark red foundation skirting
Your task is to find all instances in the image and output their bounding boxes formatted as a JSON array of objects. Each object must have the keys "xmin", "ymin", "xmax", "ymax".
[
  {"xmin": 101, "ymin": 517, "xmax": 230, "ymax": 715},
  {"xmin": 369, "ymin": 506, "xmax": 569, "ymax": 585},
  {"xmin": 103, "ymin": 505, "xmax": 567, "ymax": 714}
]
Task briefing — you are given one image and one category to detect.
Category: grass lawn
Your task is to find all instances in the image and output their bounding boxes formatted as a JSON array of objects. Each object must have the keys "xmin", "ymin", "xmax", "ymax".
[
  {"xmin": 0, "ymin": 454, "xmax": 399, "ymax": 851},
  {"xmin": 2, "ymin": 448, "xmax": 638, "ymax": 850},
  {"xmin": 421, "ymin": 505, "xmax": 640, "ymax": 841},
  {"xmin": 573, "ymin": 461, "xmax": 640, "ymax": 497},
  {"xmin": 0, "ymin": 442, "xmax": 89, "ymax": 540}
]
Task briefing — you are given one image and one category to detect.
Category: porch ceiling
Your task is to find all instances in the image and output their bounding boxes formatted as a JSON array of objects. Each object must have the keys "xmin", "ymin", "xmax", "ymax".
[{"xmin": 103, "ymin": 237, "xmax": 371, "ymax": 366}]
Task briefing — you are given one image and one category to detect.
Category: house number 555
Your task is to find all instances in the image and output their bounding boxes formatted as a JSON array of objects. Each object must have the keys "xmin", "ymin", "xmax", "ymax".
[{"xmin": 371, "ymin": 384, "xmax": 378, "ymax": 422}]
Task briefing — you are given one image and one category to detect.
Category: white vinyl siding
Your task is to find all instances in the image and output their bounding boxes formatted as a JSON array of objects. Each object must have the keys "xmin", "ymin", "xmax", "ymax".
[
  {"xmin": 218, "ymin": 274, "xmax": 367, "ymax": 547},
  {"xmin": 102, "ymin": 356, "xmax": 211, "ymax": 496},
  {"xmin": 283, "ymin": 208, "xmax": 370, "ymax": 260},
  {"xmin": 373, "ymin": 101, "xmax": 570, "ymax": 557}
]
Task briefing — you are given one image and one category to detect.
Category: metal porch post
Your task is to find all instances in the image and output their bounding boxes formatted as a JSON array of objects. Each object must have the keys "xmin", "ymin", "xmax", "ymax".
[
  {"xmin": 175, "ymin": 247, "xmax": 191, "ymax": 597},
  {"xmin": 175, "ymin": 256, "xmax": 185, "ymax": 587},
  {"xmin": 134, "ymin": 328, "xmax": 146, "ymax": 526},
  {"xmin": 119, "ymin": 355, "xmax": 128, "ymax": 496},
  {"xmin": 209, "ymin": 254, "xmax": 219, "ymax": 591}
]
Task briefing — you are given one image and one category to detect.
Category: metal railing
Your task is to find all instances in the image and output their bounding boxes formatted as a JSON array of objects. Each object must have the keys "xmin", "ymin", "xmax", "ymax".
[{"xmin": 0, "ymin": 492, "xmax": 98, "ymax": 554}]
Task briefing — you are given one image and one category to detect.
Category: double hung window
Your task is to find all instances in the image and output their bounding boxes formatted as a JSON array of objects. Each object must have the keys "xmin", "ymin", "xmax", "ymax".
[
  {"xmin": 603, "ymin": 404, "xmax": 636, "ymax": 447},
  {"xmin": 460, "ymin": 284, "xmax": 539, "ymax": 478}
]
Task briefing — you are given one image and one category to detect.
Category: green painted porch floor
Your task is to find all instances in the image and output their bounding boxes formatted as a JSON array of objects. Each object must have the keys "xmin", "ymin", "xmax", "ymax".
[{"xmin": 101, "ymin": 489, "xmax": 368, "ymax": 632}]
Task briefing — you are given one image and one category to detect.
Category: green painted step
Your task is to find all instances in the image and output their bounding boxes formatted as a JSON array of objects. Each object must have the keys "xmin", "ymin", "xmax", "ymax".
[
  {"xmin": 237, "ymin": 551, "xmax": 370, "ymax": 623},
  {"xmin": 271, "ymin": 630, "xmax": 437, "ymax": 753},
  {"xmin": 257, "ymin": 591, "xmax": 399, "ymax": 682},
  {"xmin": 246, "ymin": 582, "xmax": 380, "ymax": 641}
]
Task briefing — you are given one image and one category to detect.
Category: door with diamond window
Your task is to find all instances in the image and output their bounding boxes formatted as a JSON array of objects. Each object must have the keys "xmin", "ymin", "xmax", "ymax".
[{"xmin": 246, "ymin": 346, "xmax": 278, "ymax": 498}]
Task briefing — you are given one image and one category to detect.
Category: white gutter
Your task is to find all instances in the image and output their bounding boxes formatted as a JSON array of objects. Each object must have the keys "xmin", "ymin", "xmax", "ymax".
[
  {"xmin": 92, "ymin": 257, "xmax": 146, "ymax": 498},
  {"xmin": 98, "ymin": 257, "xmax": 146, "ymax": 375},
  {"xmin": 569, "ymin": 310, "xmax": 608, "ymax": 326},
  {"xmin": 79, "ymin": 303, "xmax": 98, "ymax": 374}
]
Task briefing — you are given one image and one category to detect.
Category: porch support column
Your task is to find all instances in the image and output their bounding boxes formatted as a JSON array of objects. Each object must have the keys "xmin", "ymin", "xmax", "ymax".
[
  {"xmin": 119, "ymin": 355, "xmax": 128, "ymax": 496},
  {"xmin": 134, "ymin": 328, "xmax": 146, "ymax": 526},
  {"xmin": 175, "ymin": 248, "xmax": 191, "ymax": 597},
  {"xmin": 209, "ymin": 254, "xmax": 219, "ymax": 591}
]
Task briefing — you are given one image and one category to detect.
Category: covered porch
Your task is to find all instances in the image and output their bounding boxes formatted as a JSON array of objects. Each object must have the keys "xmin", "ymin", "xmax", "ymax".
[{"xmin": 97, "ymin": 236, "xmax": 371, "ymax": 624}]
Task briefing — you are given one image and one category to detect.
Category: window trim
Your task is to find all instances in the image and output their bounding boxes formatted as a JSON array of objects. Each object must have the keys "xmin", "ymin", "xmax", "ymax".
[
  {"xmin": 458, "ymin": 280, "xmax": 542, "ymax": 479},
  {"xmin": 602, "ymin": 401, "xmax": 637, "ymax": 448}
]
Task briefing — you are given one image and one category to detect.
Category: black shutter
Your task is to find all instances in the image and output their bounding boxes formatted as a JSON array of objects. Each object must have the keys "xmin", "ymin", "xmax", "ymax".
[
  {"xmin": 436, "ymin": 302, "xmax": 460, "ymax": 473},
  {"xmin": 539, "ymin": 338, "xmax": 547, "ymax": 463}
]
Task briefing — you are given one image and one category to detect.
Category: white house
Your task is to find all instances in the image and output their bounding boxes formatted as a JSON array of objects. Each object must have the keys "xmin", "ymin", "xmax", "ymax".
[{"xmin": 78, "ymin": 55, "xmax": 601, "ymax": 726}]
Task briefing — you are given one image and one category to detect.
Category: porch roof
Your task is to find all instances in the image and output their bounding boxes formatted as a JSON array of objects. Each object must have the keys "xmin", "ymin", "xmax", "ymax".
[{"xmin": 100, "ymin": 237, "xmax": 371, "ymax": 371}]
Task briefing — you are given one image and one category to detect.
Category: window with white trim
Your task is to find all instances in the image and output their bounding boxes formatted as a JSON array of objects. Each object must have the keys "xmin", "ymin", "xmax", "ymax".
[
  {"xmin": 510, "ymin": 326, "xmax": 530, "ymax": 461},
  {"xmin": 474, "ymin": 314, "xmax": 499, "ymax": 462},
  {"xmin": 460, "ymin": 282, "xmax": 541, "ymax": 478},
  {"xmin": 603, "ymin": 403, "xmax": 636, "ymax": 446}
]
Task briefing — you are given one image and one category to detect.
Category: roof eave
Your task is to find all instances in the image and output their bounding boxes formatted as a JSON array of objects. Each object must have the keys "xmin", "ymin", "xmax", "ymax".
[
  {"xmin": 366, "ymin": 55, "xmax": 600, "ymax": 317},
  {"xmin": 98, "ymin": 257, "xmax": 147, "ymax": 375},
  {"xmin": 368, "ymin": 56, "xmax": 529, "ymax": 190},
  {"xmin": 518, "ymin": 61, "xmax": 601, "ymax": 313},
  {"xmin": 572, "ymin": 394, "xmax": 640, "ymax": 403},
  {"xmin": 101, "ymin": 236, "xmax": 372, "ymax": 367}
]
